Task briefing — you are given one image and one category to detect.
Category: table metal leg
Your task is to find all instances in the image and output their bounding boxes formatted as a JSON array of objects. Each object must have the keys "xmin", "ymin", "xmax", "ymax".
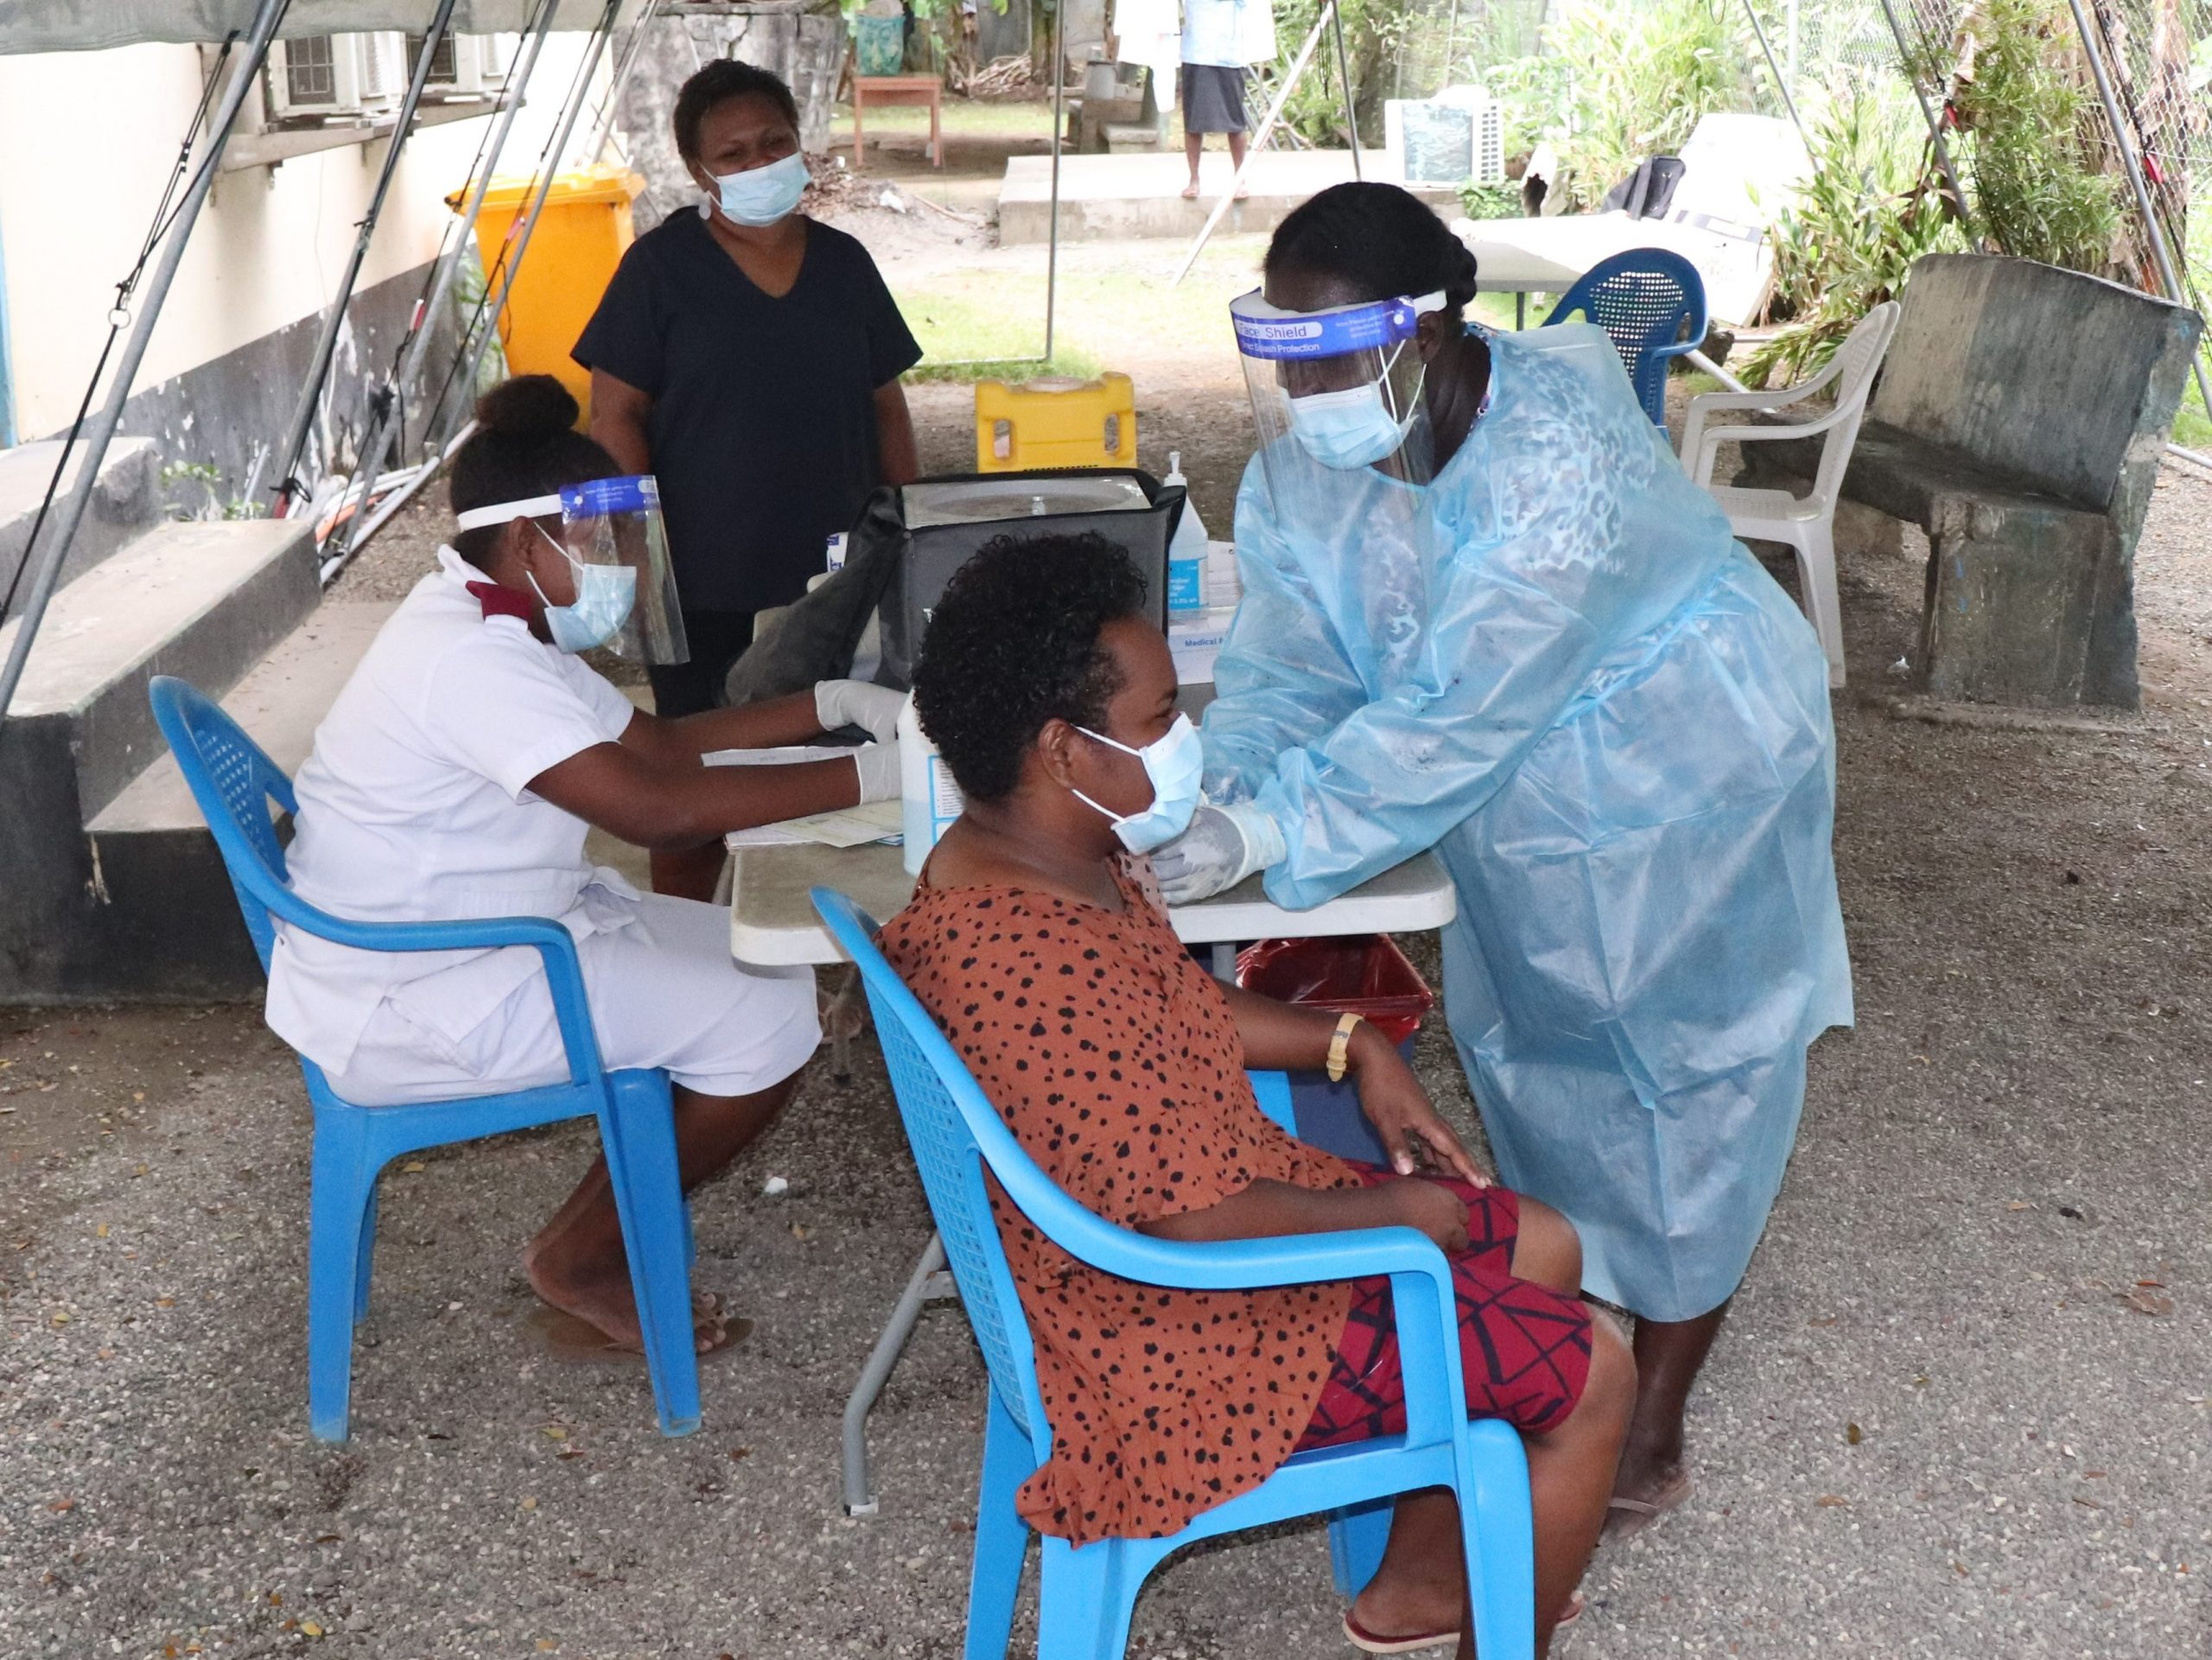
[
  {"xmin": 1516, "ymin": 292, "xmax": 1527, "ymax": 328},
  {"xmin": 1211, "ymin": 942, "xmax": 1238, "ymax": 981},
  {"xmin": 842, "ymin": 1231, "xmax": 953, "ymax": 1516}
]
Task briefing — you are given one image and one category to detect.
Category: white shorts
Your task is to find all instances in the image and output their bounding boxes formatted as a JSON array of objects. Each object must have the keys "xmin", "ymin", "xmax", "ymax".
[{"xmin": 327, "ymin": 892, "xmax": 821, "ymax": 1107}]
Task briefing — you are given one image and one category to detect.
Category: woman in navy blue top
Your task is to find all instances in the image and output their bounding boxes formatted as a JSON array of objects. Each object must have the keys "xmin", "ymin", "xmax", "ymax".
[{"xmin": 575, "ymin": 60, "xmax": 922, "ymax": 897}]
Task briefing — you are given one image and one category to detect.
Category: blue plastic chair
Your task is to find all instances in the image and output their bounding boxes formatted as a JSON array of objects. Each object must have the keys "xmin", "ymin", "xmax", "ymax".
[
  {"xmin": 810, "ymin": 887, "xmax": 1536, "ymax": 1660},
  {"xmin": 147, "ymin": 676, "xmax": 702, "ymax": 1442},
  {"xmin": 1541, "ymin": 247, "xmax": 1709, "ymax": 426}
]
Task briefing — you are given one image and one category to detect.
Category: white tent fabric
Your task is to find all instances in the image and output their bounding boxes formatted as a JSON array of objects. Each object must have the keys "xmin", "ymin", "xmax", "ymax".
[{"xmin": 0, "ymin": 0, "xmax": 620, "ymax": 54}]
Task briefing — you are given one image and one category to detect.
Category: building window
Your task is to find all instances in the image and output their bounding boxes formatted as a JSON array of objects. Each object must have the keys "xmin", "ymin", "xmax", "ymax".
[{"xmin": 283, "ymin": 35, "xmax": 336, "ymax": 105}]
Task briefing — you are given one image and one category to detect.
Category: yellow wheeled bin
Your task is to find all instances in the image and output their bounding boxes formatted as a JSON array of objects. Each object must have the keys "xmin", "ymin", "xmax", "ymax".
[
  {"xmin": 975, "ymin": 372, "xmax": 1137, "ymax": 472},
  {"xmin": 448, "ymin": 165, "xmax": 644, "ymax": 429}
]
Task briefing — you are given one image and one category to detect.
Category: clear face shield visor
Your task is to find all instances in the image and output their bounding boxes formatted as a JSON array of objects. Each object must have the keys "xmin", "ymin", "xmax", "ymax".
[
  {"xmin": 456, "ymin": 475, "xmax": 690, "ymax": 665},
  {"xmin": 1230, "ymin": 288, "xmax": 1446, "ymax": 512}
]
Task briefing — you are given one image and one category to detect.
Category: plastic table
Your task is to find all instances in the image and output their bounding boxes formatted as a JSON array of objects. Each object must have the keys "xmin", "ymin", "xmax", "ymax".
[{"xmin": 728, "ymin": 843, "xmax": 1457, "ymax": 1514}]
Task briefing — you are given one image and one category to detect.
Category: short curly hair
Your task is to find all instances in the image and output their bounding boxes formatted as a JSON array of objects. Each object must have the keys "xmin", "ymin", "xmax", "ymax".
[
  {"xmin": 672, "ymin": 60, "xmax": 800, "ymax": 162},
  {"xmin": 912, "ymin": 533, "xmax": 1150, "ymax": 803}
]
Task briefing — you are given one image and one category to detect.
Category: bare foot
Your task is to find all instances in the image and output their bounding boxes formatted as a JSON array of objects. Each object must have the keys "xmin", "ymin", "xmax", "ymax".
[
  {"xmin": 524, "ymin": 1250, "xmax": 730, "ymax": 1355},
  {"xmin": 1233, "ymin": 183, "xmax": 1250, "ymax": 200},
  {"xmin": 1180, "ymin": 179, "xmax": 1200, "ymax": 200}
]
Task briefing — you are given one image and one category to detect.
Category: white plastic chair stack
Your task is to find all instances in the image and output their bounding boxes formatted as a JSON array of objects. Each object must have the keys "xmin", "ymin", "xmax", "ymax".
[{"xmin": 1680, "ymin": 302, "xmax": 1903, "ymax": 690}]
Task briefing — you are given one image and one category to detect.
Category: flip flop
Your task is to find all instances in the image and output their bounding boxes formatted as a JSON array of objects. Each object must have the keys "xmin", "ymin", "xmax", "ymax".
[
  {"xmin": 1343, "ymin": 1593, "xmax": 1579, "ymax": 1653},
  {"xmin": 520, "ymin": 1290, "xmax": 751, "ymax": 1364},
  {"xmin": 1603, "ymin": 1472, "xmax": 1692, "ymax": 1542},
  {"xmin": 1342, "ymin": 1612, "xmax": 1456, "ymax": 1656}
]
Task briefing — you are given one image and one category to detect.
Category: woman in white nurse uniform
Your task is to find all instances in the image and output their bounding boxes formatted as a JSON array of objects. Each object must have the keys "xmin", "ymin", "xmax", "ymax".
[{"xmin": 265, "ymin": 377, "xmax": 904, "ymax": 1353}]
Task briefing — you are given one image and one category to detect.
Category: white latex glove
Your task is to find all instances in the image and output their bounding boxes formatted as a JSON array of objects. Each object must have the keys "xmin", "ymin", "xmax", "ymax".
[
  {"xmin": 1151, "ymin": 801, "xmax": 1287, "ymax": 904},
  {"xmin": 815, "ymin": 679, "xmax": 905, "ymax": 744},
  {"xmin": 852, "ymin": 741, "xmax": 903, "ymax": 805}
]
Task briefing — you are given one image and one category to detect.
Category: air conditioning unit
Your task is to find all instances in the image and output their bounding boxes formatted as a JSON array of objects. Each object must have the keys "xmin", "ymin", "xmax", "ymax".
[
  {"xmin": 264, "ymin": 32, "xmax": 406, "ymax": 120},
  {"xmin": 1384, "ymin": 90, "xmax": 1508, "ymax": 188},
  {"xmin": 404, "ymin": 32, "xmax": 512, "ymax": 95}
]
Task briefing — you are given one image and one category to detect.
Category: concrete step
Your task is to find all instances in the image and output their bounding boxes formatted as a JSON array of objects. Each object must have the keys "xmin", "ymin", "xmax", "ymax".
[
  {"xmin": 0, "ymin": 516, "xmax": 319, "ymax": 819},
  {"xmin": 66, "ymin": 602, "xmax": 396, "ymax": 1002},
  {"xmin": 90, "ymin": 600, "xmax": 394, "ymax": 838},
  {"xmin": 0, "ymin": 436, "xmax": 163, "ymax": 602},
  {"xmin": 0, "ymin": 517, "xmax": 320, "ymax": 1002}
]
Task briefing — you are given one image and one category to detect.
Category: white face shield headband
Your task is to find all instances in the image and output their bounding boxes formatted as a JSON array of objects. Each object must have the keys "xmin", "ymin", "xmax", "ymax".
[
  {"xmin": 1230, "ymin": 288, "xmax": 1449, "ymax": 499},
  {"xmin": 454, "ymin": 477, "xmax": 690, "ymax": 665}
]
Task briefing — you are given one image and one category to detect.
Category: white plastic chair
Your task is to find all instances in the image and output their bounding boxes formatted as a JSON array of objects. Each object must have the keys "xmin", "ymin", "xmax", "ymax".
[{"xmin": 1681, "ymin": 301, "xmax": 1902, "ymax": 689}]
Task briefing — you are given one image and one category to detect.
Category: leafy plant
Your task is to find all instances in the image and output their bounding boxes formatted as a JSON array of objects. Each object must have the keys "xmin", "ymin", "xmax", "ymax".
[
  {"xmin": 1262, "ymin": 0, "xmax": 1406, "ymax": 147},
  {"xmin": 1484, "ymin": 0, "xmax": 1756, "ymax": 209},
  {"xmin": 1744, "ymin": 87, "xmax": 1966, "ymax": 385},
  {"xmin": 159, "ymin": 460, "xmax": 263, "ymax": 522},
  {"xmin": 1927, "ymin": 0, "xmax": 2122, "ymax": 270},
  {"xmin": 1458, "ymin": 181, "xmax": 1522, "ymax": 218}
]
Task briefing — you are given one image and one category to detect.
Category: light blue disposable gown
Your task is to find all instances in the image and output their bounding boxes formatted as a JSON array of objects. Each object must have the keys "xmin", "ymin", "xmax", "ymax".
[{"xmin": 1203, "ymin": 322, "xmax": 1853, "ymax": 1321}]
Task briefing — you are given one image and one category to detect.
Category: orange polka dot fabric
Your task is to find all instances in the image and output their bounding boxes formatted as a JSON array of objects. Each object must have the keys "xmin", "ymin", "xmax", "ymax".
[{"xmin": 879, "ymin": 862, "xmax": 1363, "ymax": 1545}]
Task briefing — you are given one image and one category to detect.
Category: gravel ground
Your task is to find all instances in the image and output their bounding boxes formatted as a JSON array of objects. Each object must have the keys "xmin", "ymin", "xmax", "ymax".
[{"xmin": 10, "ymin": 361, "xmax": 2210, "ymax": 1659}]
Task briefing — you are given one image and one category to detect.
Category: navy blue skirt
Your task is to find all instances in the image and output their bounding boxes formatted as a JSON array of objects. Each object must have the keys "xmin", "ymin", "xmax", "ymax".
[{"xmin": 1180, "ymin": 62, "xmax": 1249, "ymax": 133}]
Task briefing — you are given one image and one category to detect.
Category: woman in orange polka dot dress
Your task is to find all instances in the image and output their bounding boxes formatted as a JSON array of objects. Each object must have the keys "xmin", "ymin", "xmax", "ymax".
[{"xmin": 876, "ymin": 533, "xmax": 1635, "ymax": 1657}]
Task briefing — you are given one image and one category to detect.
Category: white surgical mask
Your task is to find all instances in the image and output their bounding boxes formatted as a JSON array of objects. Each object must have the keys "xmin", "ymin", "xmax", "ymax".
[
  {"xmin": 527, "ymin": 524, "xmax": 637, "ymax": 654},
  {"xmin": 702, "ymin": 150, "xmax": 809, "ymax": 227},
  {"xmin": 1071, "ymin": 714, "xmax": 1205, "ymax": 854},
  {"xmin": 1287, "ymin": 346, "xmax": 1425, "ymax": 471}
]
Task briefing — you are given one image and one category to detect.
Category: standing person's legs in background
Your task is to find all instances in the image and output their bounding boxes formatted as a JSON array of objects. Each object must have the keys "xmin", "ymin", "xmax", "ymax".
[
  {"xmin": 1181, "ymin": 63, "xmax": 1206, "ymax": 197},
  {"xmin": 1180, "ymin": 65, "xmax": 1253, "ymax": 200},
  {"xmin": 643, "ymin": 608, "xmax": 756, "ymax": 900}
]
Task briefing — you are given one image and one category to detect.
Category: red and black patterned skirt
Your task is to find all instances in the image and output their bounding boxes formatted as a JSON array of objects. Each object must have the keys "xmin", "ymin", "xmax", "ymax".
[{"xmin": 1297, "ymin": 1167, "xmax": 1593, "ymax": 1449}]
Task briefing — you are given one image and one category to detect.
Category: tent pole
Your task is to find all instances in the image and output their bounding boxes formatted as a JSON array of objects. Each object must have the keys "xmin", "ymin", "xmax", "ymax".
[
  {"xmin": 327, "ymin": 0, "xmax": 563, "ymax": 577},
  {"xmin": 1735, "ymin": 0, "xmax": 1807, "ymax": 145},
  {"xmin": 0, "ymin": 0, "xmax": 291, "ymax": 728},
  {"xmin": 1047, "ymin": 0, "xmax": 1063, "ymax": 361},
  {"xmin": 1329, "ymin": 0, "xmax": 1361, "ymax": 175},
  {"xmin": 585, "ymin": 0, "xmax": 671, "ymax": 163},
  {"xmin": 264, "ymin": 0, "xmax": 461, "ymax": 518},
  {"xmin": 448, "ymin": 0, "xmax": 624, "ymax": 432},
  {"xmin": 2063, "ymin": 0, "xmax": 2212, "ymax": 418},
  {"xmin": 1170, "ymin": 0, "xmax": 1334, "ymax": 285},
  {"xmin": 1875, "ymin": 0, "xmax": 1978, "ymax": 249}
]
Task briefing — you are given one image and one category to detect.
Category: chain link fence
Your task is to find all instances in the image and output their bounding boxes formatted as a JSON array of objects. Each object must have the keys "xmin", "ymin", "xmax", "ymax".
[{"xmin": 1891, "ymin": 0, "xmax": 2211, "ymax": 418}]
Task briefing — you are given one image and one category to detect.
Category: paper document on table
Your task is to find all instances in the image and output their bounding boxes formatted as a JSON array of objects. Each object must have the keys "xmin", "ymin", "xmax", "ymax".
[
  {"xmin": 724, "ymin": 799, "xmax": 904, "ymax": 851},
  {"xmin": 702, "ymin": 745, "xmax": 855, "ymax": 768},
  {"xmin": 706, "ymin": 746, "xmax": 902, "ymax": 849}
]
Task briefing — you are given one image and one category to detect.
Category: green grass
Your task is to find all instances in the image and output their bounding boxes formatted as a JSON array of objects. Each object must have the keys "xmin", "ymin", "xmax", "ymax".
[
  {"xmin": 887, "ymin": 238, "xmax": 1273, "ymax": 384},
  {"xmin": 827, "ymin": 97, "xmax": 1054, "ymax": 141},
  {"xmin": 2177, "ymin": 379, "xmax": 2211, "ymax": 452}
]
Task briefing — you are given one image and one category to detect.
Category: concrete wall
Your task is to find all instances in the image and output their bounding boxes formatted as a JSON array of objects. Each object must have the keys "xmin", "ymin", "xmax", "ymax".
[
  {"xmin": 0, "ymin": 34, "xmax": 605, "ymax": 496},
  {"xmin": 613, "ymin": 4, "xmax": 845, "ymax": 237}
]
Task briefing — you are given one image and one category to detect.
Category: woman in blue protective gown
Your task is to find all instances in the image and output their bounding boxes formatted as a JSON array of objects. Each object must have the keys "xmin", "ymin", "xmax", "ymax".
[{"xmin": 1154, "ymin": 182, "xmax": 1853, "ymax": 1540}]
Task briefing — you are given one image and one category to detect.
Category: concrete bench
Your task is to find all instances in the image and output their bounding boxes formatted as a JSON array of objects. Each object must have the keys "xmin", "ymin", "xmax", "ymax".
[{"xmin": 1746, "ymin": 252, "xmax": 2202, "ymax": 709}]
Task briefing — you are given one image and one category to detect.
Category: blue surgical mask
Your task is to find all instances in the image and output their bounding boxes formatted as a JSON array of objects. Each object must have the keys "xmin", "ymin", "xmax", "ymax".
[
  {"xmin": 1072, "ymin": 714, "xmax": 1205, "ymax": 854},
  {"xmin": 528, "ymin": 525, "xmax": 637, "ymax": 653},
  {"xmin": 704, "ymin": 150, "xmax": 809, "ymax": 227},
  {"xmin": 1287, "ymin": 348, "xmax": 1424, "ymax": 471}
]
